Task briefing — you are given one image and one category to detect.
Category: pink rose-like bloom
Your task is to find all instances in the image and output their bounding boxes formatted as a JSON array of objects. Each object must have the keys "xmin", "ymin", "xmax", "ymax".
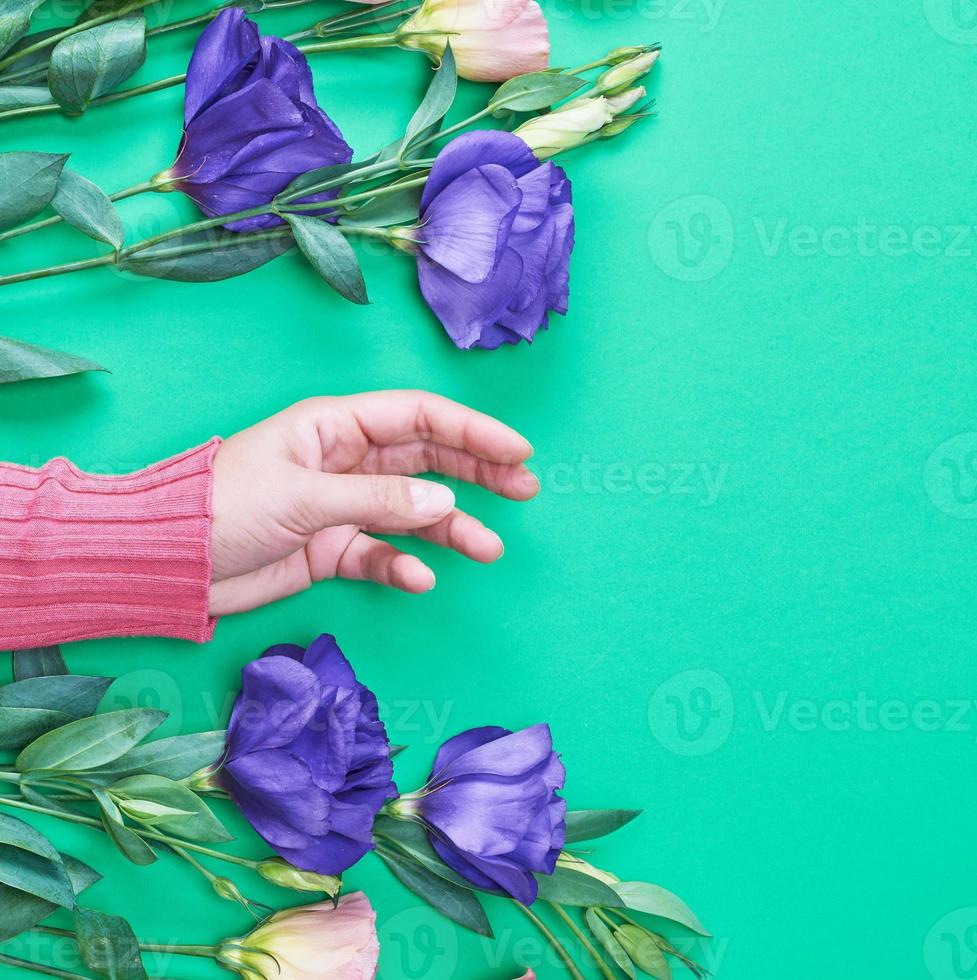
[
  {"xmin": 217, "ymin": 893, "xmax": 379, "ymax": 980},
  {"xmin": 399, "ymin": 0, "xmax": 549, "ymax": 82}
]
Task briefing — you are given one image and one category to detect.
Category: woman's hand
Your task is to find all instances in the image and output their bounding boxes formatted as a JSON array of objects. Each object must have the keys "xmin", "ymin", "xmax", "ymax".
[{"xmin": 208, "ymin": 391, "xmax": 539, "ymax": 616}]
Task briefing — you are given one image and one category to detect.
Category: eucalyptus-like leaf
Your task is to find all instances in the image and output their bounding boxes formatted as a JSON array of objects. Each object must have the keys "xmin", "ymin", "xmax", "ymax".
[
  {"xmin": 401, "ymin": 43, "xmax": 456, "ymax": 157},
  {"xmin": 0, "ymin": 706, "xmax": 73, "ymax": 752},
  {"xmin": 0, "ymin": 0, "xmax": 46, "ymax": 58},
  {"xmin": 0, "ymin": 813, "xmax": 75, "ymax": 908},
  {"xmin": 490, "ymin": 70, "xmax": 587, "ymax": 112},
  {"xmin": 377, "ymin": 847, "xmax": 493, "ymax": 937},
  {"xmin": 119, "ymin": 227, "xmax": 293, "ymax": 282},
  {"xmin": 48, "ymin": 16, "xmax": 146, "ymax": 113},
  {"xmin": 19, "ymin": 783, "xmax": 81, "ymax": 815},
  {"xmin": 0, "ymin": 336, "xmax": 108, "ymax": 385},
  {"xmin": 91, "ymin": 786, "xmax": 157, "ymax": 866},
  {"xmin": 110, "ymin": 774, "xmax": 232, "ymax": 842},
  {"xmin": 0, "ymin": 675, "xmax": 113, "ymax": 719},
  {"xmin": 86, "ymin": 730, "xmax": 225, "ymax": 784},
  {"xmin": 340, "ymin": 183, "xmax": 422, "ymax": 229},
  {"xmin": 564, "ymin": 809, "xmax": 642, "ymax": 844},
  {"xmin": 278, "ymin": 159, "xmax": 369, "ymax": 203},
  {"xmin": 0, "ymin": 85, "xmax": 52, "ymax": 111},
  {"xmin": 75, "ymin": 908, "xmax": 149, "ymax": 980},
  {"xmin": 16, "ymin": 708, "xmax": 167, "ymax": 774},
  {"xmin": 0, "ymin": 27, "xmax": 58, "ymax": 76},
  {"xmin": 586, "ymin": 908, "xmax": 636, "ymax": 979},
  {"xmin": 12, "ymin": 646, "xmax": 68, "ymax": 681},
  {"xmin": 373, "ymin": 815, "xmax": 474, "ymax": 891},
  {"xmin": 0, "ymin": 151, "xmax": 68, "ymax": 231},
  {"xmin": 534, "ymin": 865, "xmax": 625, "ymax": 908},
  {"xmin": 0, "ymin": 852, "xmax": 100, "ymax": 943},
  {"xmin": 75, "ymin": 0, "xmax": 148, "ymax": 24},
  {"xmin": 52, "ymin": 170, "xmax": 123, "ymax": 247},
  {"xmin": 286, "ymin": 214, "xmax": 369, "ymax": 305},
  {"xmin": 613, "ymin": 881, "xmax": 710, "ymax": 936}
]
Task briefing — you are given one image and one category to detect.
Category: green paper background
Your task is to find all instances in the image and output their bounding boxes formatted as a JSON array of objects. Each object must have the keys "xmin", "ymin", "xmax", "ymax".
[{"xmin": 2, "ymin": 0, "xmax": 977, "ymax": 978}]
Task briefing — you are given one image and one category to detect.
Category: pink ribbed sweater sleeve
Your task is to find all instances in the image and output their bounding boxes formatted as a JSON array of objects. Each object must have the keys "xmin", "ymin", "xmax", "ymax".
[{"xmin": 0, "ymin": 439, "xmax": 221, "ymax": 650}]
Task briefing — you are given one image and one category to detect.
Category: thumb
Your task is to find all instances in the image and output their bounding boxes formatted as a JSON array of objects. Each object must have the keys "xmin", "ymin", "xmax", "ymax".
[{"xmin": 293, "ymin": 471, "xmax": 457, "ymax": 532}]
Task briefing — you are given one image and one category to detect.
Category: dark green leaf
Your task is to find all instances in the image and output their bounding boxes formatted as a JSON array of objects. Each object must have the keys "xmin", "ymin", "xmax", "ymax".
[
  {"xmin": 75, "ymin": 908, "xmax": 149, "ymax": 980},
  {"xmin": 373, "ymin": 816, "xmax": 474, "ymax": 890},
  {"xmin": 0, "ymin": 336, "xmax": 107, "ymax": 385},
  {"xmin": 613, "ymin": 881, "xmax": 710, "ymax": 936},
  {"xmin": 52, "ymin": 170, "xmax": 123, "ymax": 247},
  {"xmin": 0, "ymin": 852, "xmax": 100, "ymax": 943},
  {"xmin": 0, "ymin": 814, "xmax": 75, "ymax": 908},
  {"xmin": 12, "ymin": 646, "xmax": 68, "ymax": 681},
  {"xmin": 19, "ymin": 783, "xmax": 82, "ymax": 815},
  {"xmin": 401, "ymin": 43, "xmax": 456, "ymax": 155},
  {"xmin": 0, "ymin": 28, "xmax": 58, "ymax": 77},
  {"xmin": 0, "ymin": 151, "xmax": 68, "ymax": 231},
  {"xmin": 278, "ymin": 159, "xmax": 370, "ymax": 202},
  {"xmin": 490, "ymin": 70, "xmax": 586, "ymax": 112},
  {"xmin": 389, "ymin": 744, "xmax": 408, "ymax": 758},
  {"xmin": 615, "ymin": 923, "xmax": 671, "ymax": 979},
  {"xmin": 340, "ymin": 183, "xmax": 422, "ymax": 228},
  {"xmin": 0, "ymin": 85, "xmax": 52, "ymax": 110},
  {"xmin": 86, "ymin": 730, "xmax": 225, "ymax": 784},
  {"xmin": 17, "ymin": 708, "xmax": 167, "ymax": 774},
  {"xmin": 91, "ymin": 786, "xmax": 156, "ymax": 866},
  {"xmin": 48, "ymin": 16, "xmax": 146, "ymax": 112},
  {"xmin": 377, "ymin": 847, "xmax": 492, "ymax": 937},
  {"xmin": 286, "ymin": 214, "xmax": 368, "ymax": 304},
  {"xmin": 119, "ymin": 228, "xmax": 293, "ymax": 282},
  {"xmin": 564, "ymin": 809, "xmax": 642, "ymax": 844},
  {"xmin": 534, "ymin": 865, "xmax": 625, "ymax": 908},
  {"xmin": 110, "ymin": 774, "xmax": 231, "ymax": 843},
  {"xmin": 0, "ymin": 707, "xmax": 73, "ymax": 752},
  {"xmin": 0, "ymin": 675, "xmax": 113, "ymax": 718},
  {"xmin": 75, "ymin": 0, "xmax": 145, "ymax": 24},
  {"xmin": 0, "ymin": 0, "xmax": 46, "ymax": 58},
  {"xmin": 586, "ymin": 909, "xmax": 636, "ymax": 979}
]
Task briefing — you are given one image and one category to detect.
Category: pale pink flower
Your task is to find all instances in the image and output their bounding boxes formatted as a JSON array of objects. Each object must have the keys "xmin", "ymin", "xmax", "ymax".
[{"xmin": 398, "ymin": 0, "xmax": 549, "ymax": 82}]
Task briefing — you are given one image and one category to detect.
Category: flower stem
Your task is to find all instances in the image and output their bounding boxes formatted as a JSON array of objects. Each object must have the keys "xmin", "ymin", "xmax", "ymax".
[
  {"xmin": 548, "ymin": 903, "xmax": 617, "ymax": 980},
  {"xmin": 514, "ymin": 902, "xmax": 585, "ymax": 980},
  {"xmin": 298, "ymin": 31, "xmax": 400, "ymax": 54},
  {"xmin": 0, "ymin": 953, "xmax": 91, "ymax": 980},
  {"xmin": 0, "ymin": 795, "xmax": 258, "ymax": 870},
  {"xmin": 32, "ymin": 927, "xmax": 218, "ymax": 959}
]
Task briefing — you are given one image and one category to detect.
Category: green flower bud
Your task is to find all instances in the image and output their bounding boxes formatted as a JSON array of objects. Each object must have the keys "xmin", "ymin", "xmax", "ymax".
[
  {"xmin": 596, "ymin": 50, "xmax": 659, "ymax": 95},
  {"xmin": 613, "ymin": 924, "xmax": 670, "ymax": 976},
  {"xmin": 213, "ymin": 876, "xmax": 250, "ymax": 906},
  {"xmin": 256, "ymin": 857, "xmax": 342, "ymax": 896}
]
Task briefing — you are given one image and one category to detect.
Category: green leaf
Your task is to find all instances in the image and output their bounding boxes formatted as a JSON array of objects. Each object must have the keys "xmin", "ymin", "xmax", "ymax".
[
  {"xmin": 0, "ymin": 336, "xmax": 108, "ymax": 385},
  {"xmin": 586, "ymin": 909, "xmax": 636, "ymax": 979},
  {"xmin": 340, "ymin": 182, "xmax": 422, "ymax": 228},
  {"xmin": 615, "ymin": 923, "xmax": 671, "ymax": 980},
  {"xmin": 0, "ymin": 675, "xmax": 113, "ymax": 718},
  {"xmin": 19, "ymin": 783, "xmax": 81, "ymax": 815},
  {"xmin": 75, "ymin": 0, "xmax": 144, "ymax": 24},
  {"xmin": 535, "ymin": 865, "xmax": 625, "ymax": 908},
  {"xmin": 12, "ymin": 646, "xmax": 68, "ymax": 681},
  {"xmin": 373, "ymin": 816, "xmax": 474, "ymax": 891},
  {"xmin": 278, "ymin": 159, "xmax": 369, "ymax": 202},
  {"xmin": 564, "ymin": 809, "xmax": 642, "ymax": 844},
  {"xmin": 490, "ymin": 70, "xmax": 587, "ymax": 112},
  {"xmin": 0, "ymin": 85, "xmax": 52, "ymax": 111},
  {"xmin": 91, "ymin": 786, "xmax": 157, "ymax": 866},
  {"xmin": 377, "ymin": 846, "xmax": 493, "ymax": 937},
  {"xmin": 17, "ymin": 708, "xmax": 167, "ymax": 774},
  {"xmin": 110, "ymin": 775, "xmax": 232, "ymax": 843},
  {"xmin": 0, "ymin": 707, "xmax": 73, "ymax": 752},
  {"xmin": 86, "ymin": 731, "xmax": 225, "ymax": 784},
  {"xmin": 401, "ymin": 43, "xmax": 456, "ymax": 155},
  {"xmin": 286, "ymin": 214, "xmax": 368, "ymax": 304},
  {"xmin": 613, "ymin": 881, "xmax": 710, "ymax": 936},
  {"xmin": 52, "ymin": 170, "xmax": 123, "ymax": 247},
  {"xmin": 119, "ymin": 228, "xmax": 293, "ymax": 282},
  {"xmin": 0, "ymin": 0, "xmax": 46, "ymax": 58},
  {"xmin": 0, "ymin": 151, "xmax": 68, "ymax": 231},
  {"xmin": 0, "ymin": 852, "xmax": 100, "ymax": 943},
  {"xmin": 48, "ymin": 16, "xmax": 146, "ymax": 113},
  {"xmin": 0, "ymin": 813, "xmax": 75, "ymax": 908},
  {"xmin": 75, "ymin": 908, "xmax": 149, "ymax": 980}
]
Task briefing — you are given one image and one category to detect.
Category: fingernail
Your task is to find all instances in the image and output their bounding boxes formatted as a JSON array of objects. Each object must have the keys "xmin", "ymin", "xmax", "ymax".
[
  {"xmin": 410, "ymin": 481, "xmax": 455, "ymax": 517},
  {"xmin": 523, "ymin": 470, "xmax": 541, "ymax": 495},
  {"xmin": 491, "ymin": 532, "xmax": 505, "ymax": 558}
]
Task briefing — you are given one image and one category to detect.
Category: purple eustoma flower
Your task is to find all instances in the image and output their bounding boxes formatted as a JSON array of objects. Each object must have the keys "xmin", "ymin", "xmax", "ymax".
[
  {"xmin": 160, "ymin": 9, "xmax": 352, "ymax": 231},
  {"xmin": 396, "ymin": 723, "xmax": 566, "ymax": 904},
  {"xmin": 411, "ymin": 130, "xmax": 574, "ymax": 350},
  {"xmin": 216, "ymin": 635, "xmax": 396, "ymax": 876}
]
